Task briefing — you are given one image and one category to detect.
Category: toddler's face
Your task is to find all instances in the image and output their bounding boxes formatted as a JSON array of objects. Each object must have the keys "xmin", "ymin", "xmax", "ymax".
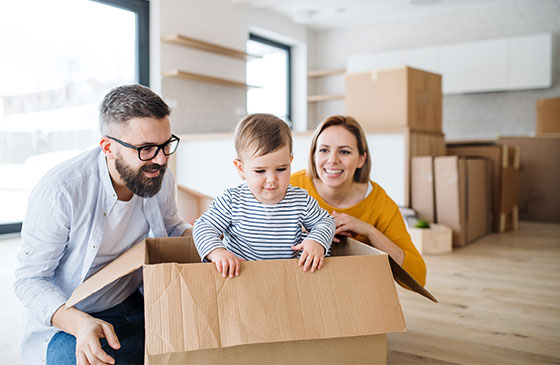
[{"xmin": 235, "ymin": 144, "xmax": 292, "ymax": 205}]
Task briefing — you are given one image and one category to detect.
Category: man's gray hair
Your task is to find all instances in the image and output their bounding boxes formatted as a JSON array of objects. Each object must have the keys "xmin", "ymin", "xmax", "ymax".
[{"xmin": 99, "ymin": 84, "xmax": 170, "ymax": 136}]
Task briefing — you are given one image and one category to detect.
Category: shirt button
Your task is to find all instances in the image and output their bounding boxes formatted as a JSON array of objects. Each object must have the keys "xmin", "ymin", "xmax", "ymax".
[
  {"xmin": 93, "ymin": 245, "xmax": 96, "ymax": 249},
  {"xmin": 103, "ymin": 212, "xmax": 107, "ymax": 216}
]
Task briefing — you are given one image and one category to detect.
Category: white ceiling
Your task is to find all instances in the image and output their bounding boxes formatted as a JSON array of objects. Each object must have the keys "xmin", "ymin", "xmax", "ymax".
[{"xmin": 233, "ymin": 0, "xmax": 518, "ymax": 29}]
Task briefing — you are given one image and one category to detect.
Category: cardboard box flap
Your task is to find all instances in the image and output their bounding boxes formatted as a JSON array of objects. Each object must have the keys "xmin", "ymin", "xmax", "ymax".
[
  {"xmin": 143, "ymin": 254, "xmax": 406, "ymax": 355},
  {"xmin": 66, "ymin": 240, "xmax": 147, "ymax": 308},
  {"xmin": 334, "ymin": 238, "xmax": 437, "ymax": 303}
]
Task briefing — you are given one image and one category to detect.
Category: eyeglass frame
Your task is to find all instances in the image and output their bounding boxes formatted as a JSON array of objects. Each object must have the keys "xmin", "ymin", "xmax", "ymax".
[{"xmin": 106, "ymin": 134, "xmax": 181, "ymax": 161}]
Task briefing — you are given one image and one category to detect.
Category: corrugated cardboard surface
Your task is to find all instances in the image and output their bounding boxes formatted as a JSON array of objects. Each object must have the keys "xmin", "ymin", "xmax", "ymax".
[
  {"xmin": 345, "ymin": 66, "xmax": 442, "ymax": 133},
  {"xmin": 411, "ymin": 156, "xmax": 436, "ymax": 222},
  {"xmin": 498, "ymin": 136, "xmax": 560, "ymax": 222},
  {"xmin": 143, "ymin": 254, "xmax": 405, "ymax": 355},
  {"xmin": 434, "ymin": 156, "xmax": 491, "ymax": 246},
  {"xmin": 446, "ymin": 143, "xmax": 520, "ymax": 232},
  {"xmin": 536, "ymin": 97, "xmax": 560, "ymax": 134}
]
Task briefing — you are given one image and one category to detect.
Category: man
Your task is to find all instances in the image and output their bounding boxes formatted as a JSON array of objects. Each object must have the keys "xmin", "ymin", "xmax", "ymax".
[{"xmin": 14, "ymin": 84, "xmax": 191, "ymax": 364}]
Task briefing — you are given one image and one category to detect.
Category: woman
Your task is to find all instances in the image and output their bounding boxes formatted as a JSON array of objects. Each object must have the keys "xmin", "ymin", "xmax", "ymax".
[{"xmin": 291, "ymin": 115, "xmax": 426, "ymax": 286}]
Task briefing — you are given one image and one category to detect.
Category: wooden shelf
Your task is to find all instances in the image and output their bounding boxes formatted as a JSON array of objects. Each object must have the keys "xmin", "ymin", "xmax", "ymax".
[
  {"xmin": 308, "ymin": 69, "xmax": 346, "ymax": 78},
  {"xmin": 162, "ymin": 70, "xmax": 258, "ymax": 89},
  {"xmin": 161, "ymin": 34, "xmax": 259, "ymax": 60},
  {"xmin": 307, "ymin": 94, "xmax": 345, "ymax": 102}
]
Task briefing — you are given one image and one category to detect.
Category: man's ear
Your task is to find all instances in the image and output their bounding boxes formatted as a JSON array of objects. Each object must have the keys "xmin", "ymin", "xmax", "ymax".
[
  {"xmin": 100, "ymin": 137, "xmax": 115, "ymax": 159},
  {"xmin": 233, "ymin": 159, "xmax": 245, "ymax": 180}
]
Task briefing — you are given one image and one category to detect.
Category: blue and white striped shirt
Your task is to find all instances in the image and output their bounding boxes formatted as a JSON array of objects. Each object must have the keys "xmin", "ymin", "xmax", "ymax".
[{"xmin": 193, "ymin": 183, "xmax": 335, "ymax": 261}]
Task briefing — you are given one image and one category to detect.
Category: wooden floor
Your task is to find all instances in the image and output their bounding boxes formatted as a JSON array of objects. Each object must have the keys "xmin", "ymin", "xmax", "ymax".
[{"xmin": 388, "ymin": 221, "xmax": 560, "ymax": 364}]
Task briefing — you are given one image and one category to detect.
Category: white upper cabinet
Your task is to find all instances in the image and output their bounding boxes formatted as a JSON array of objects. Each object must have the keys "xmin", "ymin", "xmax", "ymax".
[
  {"xmin": 347, "ymin": 33, "xmax": 553, "ymax": 94},
  {"xmin": 508, "ymin": 33, "xmax": 552, "ymax": 90}
]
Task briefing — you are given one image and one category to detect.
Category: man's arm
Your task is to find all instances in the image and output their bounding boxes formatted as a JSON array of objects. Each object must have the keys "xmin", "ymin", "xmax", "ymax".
[{"xmin": 51, "ymin": 305, "xmax": 119, "ymax": 365}]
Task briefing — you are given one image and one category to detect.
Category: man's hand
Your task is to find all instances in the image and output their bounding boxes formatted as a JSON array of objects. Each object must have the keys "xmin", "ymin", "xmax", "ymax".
[
  {"xmin": 52, "ymin": 305, "xmax": 120, "ymax": 365},
  {"xmin": 291, "ymin": 239, "xmax": 325, "ymax": 272},
  {"xmin": 206, "ymin": 248, "xmax": 245, "ymax": 278},
  {"xmin": 75, "ymin": 316, "xmax": 120, "ymax": 365}
]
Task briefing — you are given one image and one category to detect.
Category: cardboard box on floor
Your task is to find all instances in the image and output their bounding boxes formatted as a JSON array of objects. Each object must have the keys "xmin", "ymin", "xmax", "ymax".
[
  {"xmin": 345, "ymin": 66, "xmax": 442, "ymax": 133},
  {"xmin": 498, "ymin": 135, "xmax": 560, "ymax": 222},
  {"xmin": 66, "ymin": 236, "xmax": 436, "ymax": 364},
  {"xmin": 446, "ymin": 142, "xmax": 520, "ymax": 232},
  {"xmin": 434, "ymin": 156, "xmax": 491, "ymax": 247},
  {"xmin": 536, "ymin": 97, "xmax": 560, "ymax": 134},
  {"xmin": 408, "ymin": 224, "xmax": 453, "ymax": 255}
]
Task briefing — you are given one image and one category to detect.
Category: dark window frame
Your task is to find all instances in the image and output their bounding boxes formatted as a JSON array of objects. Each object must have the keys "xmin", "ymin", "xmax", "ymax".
[
  {"xmin": 248, "ymin": 33, "xmax": 292, "ymax": 125},
  {"xmin": 92, "ymin": 0, "xmax": 150, "ymax": 86},
  {"xmin": 0, "ymin": 0, "xmax": 149, "ymax": 236}
]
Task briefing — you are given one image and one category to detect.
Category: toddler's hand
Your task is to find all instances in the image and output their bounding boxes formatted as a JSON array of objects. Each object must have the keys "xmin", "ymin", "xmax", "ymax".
[
  {"xmin": 291, "ymin": 239, "xmax": 325, "ymax": 272},
  {"xmin": 206, "ymin": 248, "xmax": 245, "ymax": 278}
]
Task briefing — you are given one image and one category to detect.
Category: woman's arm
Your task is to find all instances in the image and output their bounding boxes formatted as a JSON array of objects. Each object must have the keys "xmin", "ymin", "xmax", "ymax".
[{"xmin": 332, "ymin": 211, "xmax": 404, "ymax": 265}]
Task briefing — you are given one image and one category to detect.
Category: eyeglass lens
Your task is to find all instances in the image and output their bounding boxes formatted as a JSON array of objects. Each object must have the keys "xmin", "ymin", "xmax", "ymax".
[{"xmin": 139, "ymin": 139, "xmax": 179, "ymax": 160}]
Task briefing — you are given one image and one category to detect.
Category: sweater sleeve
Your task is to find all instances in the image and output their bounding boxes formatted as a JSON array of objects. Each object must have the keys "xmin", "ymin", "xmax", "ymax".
[{"xmin": 382, "ymin": 206, "xmax": 427, "ymax": 287}]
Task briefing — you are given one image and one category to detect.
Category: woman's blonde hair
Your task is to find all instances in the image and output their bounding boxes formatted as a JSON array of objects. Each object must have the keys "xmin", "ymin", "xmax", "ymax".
[
  {"xmin": 234, "ymin": 113, "xmax": 292, "ymax": 158},
  {"xmin": 308, "ymin": 115, "xmax": 371, "ymax": 183}
]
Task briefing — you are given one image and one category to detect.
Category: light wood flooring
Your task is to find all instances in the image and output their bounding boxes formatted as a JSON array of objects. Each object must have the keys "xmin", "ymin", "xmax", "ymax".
[{"xmin": 388, "ymin": 221, "xmax": 560, "ymax": 364}]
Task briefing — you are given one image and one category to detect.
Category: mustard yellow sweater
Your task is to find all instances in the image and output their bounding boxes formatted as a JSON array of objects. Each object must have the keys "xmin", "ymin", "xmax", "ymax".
[{"xmin": 290, "ymin": 170, "xmax": 426, "ymax": 287}]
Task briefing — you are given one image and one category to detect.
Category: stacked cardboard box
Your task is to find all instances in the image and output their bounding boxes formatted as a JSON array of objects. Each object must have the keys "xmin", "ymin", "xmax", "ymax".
[
  {"xmin": 67, "ymin": 236, "xmax": 436, "ymax": 364},
  {"xmin": 345, "ymin": 66, "xmax": 445, "ymax": 206},
  {"xmin": 411, "ymin": 155, "xmax": 492, "ymax": 247},
  {"xmin": 536, "ymin": 97, "xmax": 560, "ymax": 135},
  {"xmin": 176, "ymin": 184, "xmax": 213, "ymax": 224},
  {"xmin": 498, "ymin": 135, "xmax": 560, "ymax": 222},
  {"xmin": 446, "ymin": 142, "xmax": 520, "ymax": 232}
]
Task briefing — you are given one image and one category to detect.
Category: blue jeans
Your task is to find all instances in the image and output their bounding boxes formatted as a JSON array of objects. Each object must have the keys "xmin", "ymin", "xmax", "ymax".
[{"xmin": 46, "ymin": 290, "xmax": 145, "ymax": 365}]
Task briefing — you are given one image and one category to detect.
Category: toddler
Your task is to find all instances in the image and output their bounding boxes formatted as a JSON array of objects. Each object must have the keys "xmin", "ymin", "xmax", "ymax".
[{"xmin": 193, "ymin": 113, "xmax": 335, "ymax": 277}]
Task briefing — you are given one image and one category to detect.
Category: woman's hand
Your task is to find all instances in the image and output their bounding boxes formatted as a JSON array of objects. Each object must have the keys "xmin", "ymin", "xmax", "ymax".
[{"xmin": 331, "ymin": 211, "xmax": 373, "ymax": 242}]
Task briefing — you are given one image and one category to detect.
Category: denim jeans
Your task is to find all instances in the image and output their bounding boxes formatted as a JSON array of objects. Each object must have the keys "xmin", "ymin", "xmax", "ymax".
[{"xmin": 46, "ymin": 290, "xmax": 145, "ymax": 365}]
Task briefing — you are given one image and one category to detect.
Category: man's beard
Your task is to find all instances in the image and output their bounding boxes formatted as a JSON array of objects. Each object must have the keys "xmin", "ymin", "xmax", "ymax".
[{"xmin": 114, "ymin": 155, "xmax": 167, "ymax": 198}]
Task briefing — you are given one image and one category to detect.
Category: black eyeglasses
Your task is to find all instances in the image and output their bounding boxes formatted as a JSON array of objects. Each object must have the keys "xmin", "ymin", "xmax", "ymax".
[{"xmin": 107, "ymin": 134, "xmax": 181, "ymax": 161}]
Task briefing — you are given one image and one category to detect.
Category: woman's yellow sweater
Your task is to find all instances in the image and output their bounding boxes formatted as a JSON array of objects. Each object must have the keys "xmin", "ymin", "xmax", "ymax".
[{"xmin": 290, "ymin": 169, "xmax": 426, "ymax": 287}]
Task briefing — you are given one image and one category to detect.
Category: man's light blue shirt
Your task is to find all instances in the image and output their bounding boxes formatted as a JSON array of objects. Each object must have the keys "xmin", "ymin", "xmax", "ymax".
[{"xmin": 13, "ymin": 147, "xmax": 190, "ymax": 364}]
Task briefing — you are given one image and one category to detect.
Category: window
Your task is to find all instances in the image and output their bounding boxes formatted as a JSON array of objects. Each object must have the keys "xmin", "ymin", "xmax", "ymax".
[
  {"xmin": 0, "ymin": 0, "xmax": 149, "ymax": 234},
  {"xmin": 246, "ymin": 34, "xmax": 291, "ymax": 125}
]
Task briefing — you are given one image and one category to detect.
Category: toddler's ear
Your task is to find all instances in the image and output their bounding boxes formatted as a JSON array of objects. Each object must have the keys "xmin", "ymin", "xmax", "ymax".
[{"xmin": 233, "ymin": 159, "xmax": 245, "ymax": 180}]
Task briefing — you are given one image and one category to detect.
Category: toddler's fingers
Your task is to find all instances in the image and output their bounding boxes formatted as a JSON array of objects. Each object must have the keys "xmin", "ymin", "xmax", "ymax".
[
  {"xmin": 235, "ymin": 259, "xmax": 241, "ymax": 276},
  {"xmin": 227, "ymin": 258, "xmax": 236, "ymax": 278},
  {"xmin": 291, "ymin": 243, "xmax": 303, "ymax": 251},
  {"xmin": 298, "ymin": 250, "xmax": 308, "ymax": 267},
  {"xmin": 215, "ymin": 260, "xmax": 222, "ymax": 275},
  {"xmin": 221, "ymin": 260, "xmax": 229, "ymax": 278},
  {"xmin": 317, "ymin": 256, "xmax": 324, "ymax": 270},
  {"xmin": 303, "ymin": 254, "xmax": 312, "ymax": 272}
]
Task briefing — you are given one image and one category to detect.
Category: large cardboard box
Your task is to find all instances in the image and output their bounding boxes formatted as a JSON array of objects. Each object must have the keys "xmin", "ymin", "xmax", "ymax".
[
  {"xmin": 536, "ymin": 97, "xmax": 560, "ymax": 134},
  {"xmin": 446, "ymin": 142, "xmax": 520, "ymax": 232},
  {"xmin": 498, "ymin": 135, "xmax": 560, "ymax": 222},
  {"xmin": 345, "ymin": 66, "xmax": 442, "ymax": 133},
  {"xmin": 434, "ymin": 156, "xmax": 491, "ymax": 246},
  {"xmin": 411, "ymin": 156, "xmax": 436, "ymax": 222},
  {"xmin": 67, "ymin": 236, "xmax": 436, "ymax": 364}
]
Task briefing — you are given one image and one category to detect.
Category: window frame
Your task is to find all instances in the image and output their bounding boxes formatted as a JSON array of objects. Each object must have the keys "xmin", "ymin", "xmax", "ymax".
[
  {"xmin": 0, "ymin": 0, "xmax": 149, "ymax": 236},
  {"xmin": 248, "ymin": 33, "xmax": 292, "ymax": 125}
]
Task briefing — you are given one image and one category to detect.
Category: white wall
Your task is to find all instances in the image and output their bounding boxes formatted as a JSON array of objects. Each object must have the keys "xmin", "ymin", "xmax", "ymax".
[
  {"xmin": 152, "ymin": 0, "xmax": 308, "ymax": 134},
  {"xmin": 308, "ymin": 0, "xmax": 560, "ymax": 140}
]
